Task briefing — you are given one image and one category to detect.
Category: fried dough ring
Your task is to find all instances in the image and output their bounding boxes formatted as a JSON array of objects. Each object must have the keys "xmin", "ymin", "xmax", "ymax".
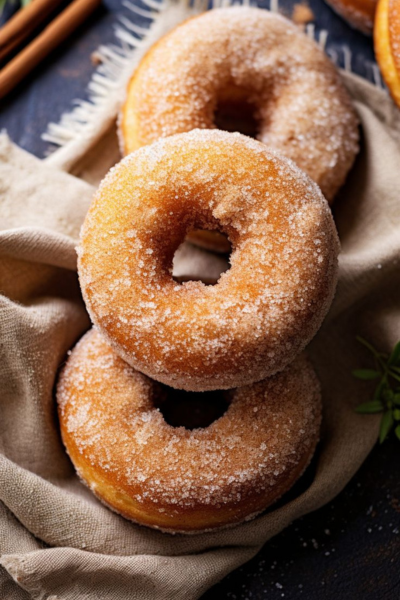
[
  {"xmin": 57, "ymin": 330, "xmax": 322, "ymax": 534},
  {"xmin": 375, "ymin": 0, "xmax": 400, "ymax": 107},
  {"xmin": 78, "ymin": 130, "xmax": 339, "ymax": 392},
  {"xmin": 325, "ymin": 0, "xmax": 377, "ymax": 34},
  {"xmin": 120, "ymin": 7, "xmax": 359, "ymax": 205}
]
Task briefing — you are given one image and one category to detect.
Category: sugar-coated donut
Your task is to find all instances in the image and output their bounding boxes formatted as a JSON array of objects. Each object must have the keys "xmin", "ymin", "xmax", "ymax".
[
  {"xmin": 389, "ymin": 0, "xmax": 400, "ymax": 74},
  {"xmin": 325, "ymin": 0, "xmax": 377, "ymax": 34},
  {"xmin": 78, "ymin": 130, "xmax": 339, "ymax": 392},
  {"xmin": 57, "ymin": 329, "xmax": 322, "ymax": 534},
  {"xmin": 120, "ymin": 7, "xmax": 359, "ymax": 204},
  {"xmin": 375, "ymin": 0, "xmax": 400, "ymax": 107}
]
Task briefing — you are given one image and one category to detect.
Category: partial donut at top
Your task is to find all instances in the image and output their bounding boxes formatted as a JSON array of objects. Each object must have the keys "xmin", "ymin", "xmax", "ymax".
[
  {"xmin": 78, "ymin": 130, "xmax": 339, "ymax": 392},
  {"xmin": 374, "ymin": 0, "xmax": 400, "ymax": 108},
  {"xmin": 325, "ymin": 0, "xmax": 377, "ymax": 35},
  {"xmin": 120, "ymin": 6, "xmax": 359, "ymax": 203}
]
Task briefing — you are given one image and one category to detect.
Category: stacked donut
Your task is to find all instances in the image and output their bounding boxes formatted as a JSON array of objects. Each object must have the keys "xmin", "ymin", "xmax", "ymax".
[
  {"xmin": 324, "ymin": 0, "xmax": 377, "ymax": 34},
  {"xmin": 57, "ymin": 8, "xmax": 359, "ymax": 533},
  {"xmin": 320, "ymin": 0, "xmax": 400, "ymax": 109},
  {"xmin": 375, "ymin": 0, "xmax": 400, "ymax": 107}
]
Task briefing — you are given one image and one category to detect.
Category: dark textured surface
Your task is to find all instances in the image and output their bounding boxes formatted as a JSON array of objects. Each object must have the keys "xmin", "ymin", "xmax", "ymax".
[
  {"xmin": 0, "ymin": 1, "xmax": 399, "ymax": 599},
  {"xmin": 205, "ymin": 437, "xmax": 400, "ymax": 600}
]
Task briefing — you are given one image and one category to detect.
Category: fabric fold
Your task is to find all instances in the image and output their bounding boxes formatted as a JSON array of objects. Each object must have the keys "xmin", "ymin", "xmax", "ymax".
[{"xmin": 0, "ymin": 228, "xmax": 78, "ymax": 270}]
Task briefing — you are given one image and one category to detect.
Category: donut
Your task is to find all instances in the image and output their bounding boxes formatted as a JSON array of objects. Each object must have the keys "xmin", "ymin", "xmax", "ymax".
[
  {"xmin": 78, "ymin": 129, "xmax": 339, "ymax": 392},
  {"xmin": 375, "ymin": 0, "xmax": 400, "ymax": 108},
  {"xmin": 119, "ymin": 7, "xmax": 359, "ymax": 206},
  {"xmin": 388, "ymin": 0, "xmax": 400, "ymax": 74},
  {"xmin": 324, "ymin": 0, "xmax": 377, "ymax": 34},
  {"xmin": 57, "ymin": 329, "xmax": 322, "ymax": 534}
]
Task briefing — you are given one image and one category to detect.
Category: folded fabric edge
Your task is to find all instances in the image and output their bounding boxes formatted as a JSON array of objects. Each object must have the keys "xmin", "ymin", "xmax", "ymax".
[
  {"xmin": 0, "ymin": 565, "xmax": 31, "ymax": 600},
  {"xmin": 341, "ymin": 71, "xmax": 400, "ymax": 136},
  {"xmin": 0, "ymin": 228, "xmax": 78, "ymax": 271},
  {"xmin": 0, "ymin": 545, "xmax": 258, "ymax": 600}
]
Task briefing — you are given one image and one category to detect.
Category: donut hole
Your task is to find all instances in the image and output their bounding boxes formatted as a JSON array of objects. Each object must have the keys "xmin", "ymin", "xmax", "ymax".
[
  {"xmin": 172, "ymin": 220, "xmax": 232, "ymax": 285},
  {"xmin": 214, "ymin": 88, "xmax": 259, "ymax": 139},
  {"xmin": 154, "ymin": 386, "xmax": 230, "ymax": 430}
]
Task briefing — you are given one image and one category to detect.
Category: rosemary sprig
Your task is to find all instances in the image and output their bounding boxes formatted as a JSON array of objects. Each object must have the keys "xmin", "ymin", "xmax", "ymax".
[
  {"xmin": 0, "ymin": 0, "xmax": 33, "ymax": 16},
  {"xmin": 353, "ymin": 336, "xmax": 400, "ymax": 443}
]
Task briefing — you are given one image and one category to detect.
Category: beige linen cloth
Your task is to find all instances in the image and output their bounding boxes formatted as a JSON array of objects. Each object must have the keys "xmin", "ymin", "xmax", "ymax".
[{"xmin": 1, "ymin": 71, "xmax": 400, "ymax": 600}]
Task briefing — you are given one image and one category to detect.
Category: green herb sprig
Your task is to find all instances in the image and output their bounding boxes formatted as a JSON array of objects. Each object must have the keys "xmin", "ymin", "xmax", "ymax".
[
  {"xmin": 353, "ymin": 336, "xmax": 400, "ymax": 443},
  {"xmin": 0, "ymin": 0, "xmax": 33, "ymax": 16}
]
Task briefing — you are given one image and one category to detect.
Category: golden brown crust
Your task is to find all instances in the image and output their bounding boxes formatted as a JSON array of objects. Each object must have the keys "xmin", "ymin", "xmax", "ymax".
[
  {"xmin": 325, "ymin": 0, "xmax": 377, "ymax": 34},
  {"xmin": 78, "ymin": 130, "xmax": 339, "ymax": 392},
  {"xmin": 57, "ymin": 330, "xmax": 322, "ymax": 534},
  {"xmin": 120, "ymin": 7, "xmax": 359, "ymax": 204},
  {"xmin": 375, "ymin": 0, "xmax": 400, "ymax": 107},
  {"xmin": 389, "ymin": 0, "xmax": 400, "ymax": 79}
]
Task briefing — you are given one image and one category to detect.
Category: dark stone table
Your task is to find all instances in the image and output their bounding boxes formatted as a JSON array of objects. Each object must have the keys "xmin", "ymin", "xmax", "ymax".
[{"xmin": 0, "ymin": 1, "xmax": 399, "ymax": 598}]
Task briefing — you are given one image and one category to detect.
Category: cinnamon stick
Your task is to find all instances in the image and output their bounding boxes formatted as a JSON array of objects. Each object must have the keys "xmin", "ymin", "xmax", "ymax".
[
  {"xmin": 0, "ymin": 0, "xmax": 67, "ymax": 65},
  {"xmin": 0, "ymin": 0, "xmax": 102, "ymax": 100}
]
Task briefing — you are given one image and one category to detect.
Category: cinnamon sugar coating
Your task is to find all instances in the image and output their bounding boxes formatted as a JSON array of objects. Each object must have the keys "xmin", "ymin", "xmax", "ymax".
[
  {"xmin": 78, "ymin": 130, "xmax": 339, "ymax": 391},
  {"xmin": 374, "ymin": 0, "xmax": 400, "ymax": 108},
  {"xmin": 325, "ymin": 0, "xmax": 377, "ymax": 34},
  {"xmin": 389, "ymin": 0, "xmax": 400, "ymax": 75},
  {"xmin": 120, "ymin": 6, "xmax": 359, "ymax": 203},
  {"xmin": 57, "ymin": 329, "xmax": 322, "ymax": 533}
]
